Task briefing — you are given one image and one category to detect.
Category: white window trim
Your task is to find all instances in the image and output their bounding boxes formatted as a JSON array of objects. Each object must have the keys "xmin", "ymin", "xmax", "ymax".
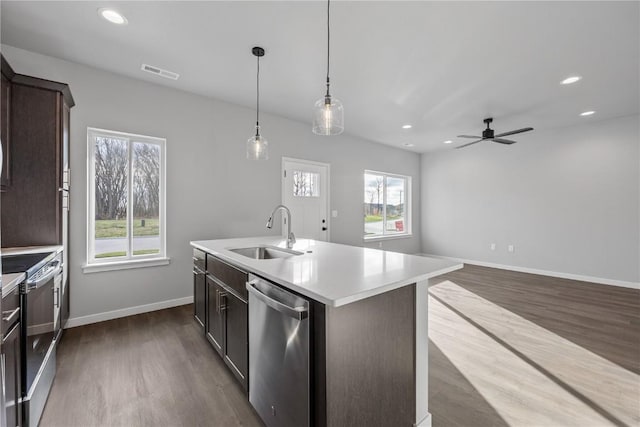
[
  {"xmin": 364, "ymin": 169, "xmax": 412, "ymax": 241},
  {"xmin": 84, "ymin": 127, "xmax": 168, "ymax": 272},
  {"xmin": 82, "ymin": 257, "xmax": 170, "ymax": 274}
]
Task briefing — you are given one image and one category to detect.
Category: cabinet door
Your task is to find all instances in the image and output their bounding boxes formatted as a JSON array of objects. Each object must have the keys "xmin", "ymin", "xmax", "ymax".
[
  {"xmin": 193, "ymin": 267, "xmax": 206, "ymax": 329},
  {"xmin": 224, "ymin": 293, "xmax": 248, "ymax": 392},
  {"xmin": 2, "ymin": 322, "xmax": 22, "ymax": 427},
  {"xmin": 1, "ymin": 84, "xmax": 60, "ymax": 246},
  {"xmin": 206, "ymin": 276, "xmax": 223, "ymax": 355}
]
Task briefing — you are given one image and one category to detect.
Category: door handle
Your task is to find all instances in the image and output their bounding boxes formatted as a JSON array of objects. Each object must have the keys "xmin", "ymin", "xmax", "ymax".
[
  {"xmin": 2, "ymin": 307, "xmax": 20, "ymax": 324},
  {"xmin": 218, "ymin": 292, "xmax": 228, "ymax": 312},
  {"xmin": 322, "ymin": 227, "xmax": 327, "ymax": 231}
]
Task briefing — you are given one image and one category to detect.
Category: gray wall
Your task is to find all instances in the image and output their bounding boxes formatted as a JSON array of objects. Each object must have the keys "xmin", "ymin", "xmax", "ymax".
[
  {"xmin": 421, "ymin": 114, "xmax": 639, "ymax": 284},
  {"xmin": 2, "ymin": 44, "xmax": 421, "ymax": 321}
]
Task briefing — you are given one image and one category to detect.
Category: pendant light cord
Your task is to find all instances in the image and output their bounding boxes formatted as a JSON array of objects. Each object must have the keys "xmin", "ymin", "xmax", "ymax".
[
  {"xmin": 326, "ymin": 0, "xmax": 331, "ymax": 96},
  {"xmin": 256, "ymin": 54, "xmax": 260, "ymax": 135}
]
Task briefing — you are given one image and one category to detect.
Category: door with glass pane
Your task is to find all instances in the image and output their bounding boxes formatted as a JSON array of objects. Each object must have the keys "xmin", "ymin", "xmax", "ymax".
[{"xmin": 282, "ymin": 158, "xmax": 329, "ymax": 241}]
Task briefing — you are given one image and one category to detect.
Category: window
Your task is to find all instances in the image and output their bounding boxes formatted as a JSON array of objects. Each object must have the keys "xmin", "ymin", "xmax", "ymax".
[
  {"xmin": 85, "ymin": 128, "xmax": 167, "ymax": 271},
  {"xmin": 364, "ymin": 171, "xmax": 411, "ymax": 239},
  {"xmin": 293, "ymin": 170, "xmax": 320, "ymax": 197}
]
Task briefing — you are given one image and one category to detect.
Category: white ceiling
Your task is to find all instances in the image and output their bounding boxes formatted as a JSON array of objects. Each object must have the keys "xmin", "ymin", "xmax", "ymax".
[{"xmin": 1, "ymin": 1, "xmax": 638, "ymax": 153}]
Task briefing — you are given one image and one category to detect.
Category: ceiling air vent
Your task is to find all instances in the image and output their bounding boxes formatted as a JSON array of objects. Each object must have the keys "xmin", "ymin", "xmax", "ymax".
[{"xmin": 141, "ymin": 64, "xmax": 179, "ymax": 80}]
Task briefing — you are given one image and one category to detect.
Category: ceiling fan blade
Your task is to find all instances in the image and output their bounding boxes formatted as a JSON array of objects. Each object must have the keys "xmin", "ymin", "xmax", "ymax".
[
  {"xmin": 492, "ymin": 138, "xmax": 517, "ymax": 145},
  {"xmin": 457, "ymin": 135, "xmax": 482, "ymax": 139},
  {"xmin": 455, "ymin": 139, "xmax": 483, "ymax": 149},
  {"xmin": 494, "ymin": 127, "xmax": 534, "ymax": 138}
]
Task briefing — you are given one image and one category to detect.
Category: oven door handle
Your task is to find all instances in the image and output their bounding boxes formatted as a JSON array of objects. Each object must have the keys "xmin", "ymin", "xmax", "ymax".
[{"xmin": 26, "ymin": 261, "xmax": 62, "ymax": 289}]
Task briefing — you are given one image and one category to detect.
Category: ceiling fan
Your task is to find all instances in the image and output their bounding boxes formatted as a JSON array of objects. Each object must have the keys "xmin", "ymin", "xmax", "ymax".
[{"xmin": 456, "ymin": 118, "xmax": 533, "ymax": 149}]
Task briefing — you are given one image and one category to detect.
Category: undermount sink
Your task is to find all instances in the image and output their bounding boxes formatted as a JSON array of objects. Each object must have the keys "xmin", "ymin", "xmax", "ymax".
[{"xmin": 229, "ymin": 245, "xmax": 303, "ymax": 260}]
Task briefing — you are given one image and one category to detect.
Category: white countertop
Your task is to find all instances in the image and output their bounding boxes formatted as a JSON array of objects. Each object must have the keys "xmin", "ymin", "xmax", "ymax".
[
  {"xmin": 1, "ymin": 272, "xmax": 25, "ymax": 294},
  {"xmin": 191, "ymin": 237, "xmax": 462, "ymax": 307},
  {"xmin": 2, "ymin": 245, "xmax": 63, "ymax": 256}
]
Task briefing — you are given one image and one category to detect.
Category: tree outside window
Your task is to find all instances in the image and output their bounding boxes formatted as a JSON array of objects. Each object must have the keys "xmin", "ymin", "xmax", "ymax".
[{"xmin": 87, "ymin": 128, "xmax": 166, "ymax": 263}]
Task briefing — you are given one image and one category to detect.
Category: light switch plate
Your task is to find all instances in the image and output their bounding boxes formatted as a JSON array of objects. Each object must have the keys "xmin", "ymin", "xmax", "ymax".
[{"xmin": 332, "ymin": 210, "xmax": 338, "ymax": 218}]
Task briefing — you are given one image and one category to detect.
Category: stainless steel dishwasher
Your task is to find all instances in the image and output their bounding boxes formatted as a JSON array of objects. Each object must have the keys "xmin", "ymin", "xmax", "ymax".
[{"xmin": 246, "ymin": 274, "xmax": 310, "ymax": 427}]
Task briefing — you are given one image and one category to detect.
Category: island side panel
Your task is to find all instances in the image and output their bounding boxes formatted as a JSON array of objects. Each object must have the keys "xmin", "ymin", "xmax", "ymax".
[
  {"xmin": 312, "ymin": 301, "xmax": 327, "ymax": 427},
  {"xmin": 324, "ymin": 284, "xmax": 416, "ymax": 426},
  {"xmin": 415, "ymin": 278, "xmax": 431, "ymax": 427}
]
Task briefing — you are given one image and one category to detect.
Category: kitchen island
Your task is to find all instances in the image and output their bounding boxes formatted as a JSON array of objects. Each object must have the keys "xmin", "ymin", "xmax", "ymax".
[{"xmin": 191, "ymin": 237, "xmax": 462, "ymax": 427}]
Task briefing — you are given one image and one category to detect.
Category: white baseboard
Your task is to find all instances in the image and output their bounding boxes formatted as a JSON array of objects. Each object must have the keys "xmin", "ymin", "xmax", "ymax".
[
  {"xmin": 418, "ymin": 254, "xmax": 640, "ymax": 290},
  {"xmin": 65, "ymin": 296, "xmax": 194, "ymax": 328}
]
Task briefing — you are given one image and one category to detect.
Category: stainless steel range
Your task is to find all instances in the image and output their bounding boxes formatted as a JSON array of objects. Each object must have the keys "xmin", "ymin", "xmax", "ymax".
[{"xmin": 2, "ymin": 250, "xmax": 62, "ymax": 427}]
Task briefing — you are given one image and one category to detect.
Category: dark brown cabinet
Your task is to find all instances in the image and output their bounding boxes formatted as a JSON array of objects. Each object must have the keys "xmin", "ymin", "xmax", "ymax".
[
  {"xmin": 0, "ymin": 54, "xmax": 73, "ymax": 339},
  {"xmin": 222, "ymin": 290, "xmax": 248, "ymax": 390},
  {"xmin": 2, "ymin": 283, "xmax": 22, "ymax": 427},
  {"xmin": 193, "ymin": 249, "xmax": 206, "ymax": 330},
  {"xmin": 203, "ymin": 254, "xmax": 248, "ymax": 392},
  {"xmin": 0, "ymin": 73, "xmax": 74, "ymax": 247},
  {"xmin": 1, "ymin": 56, "xmax": 14, "ymax": 190},
  {"xmin": 2, "ymin": 323, "xmax": 22, "ymax": 427},
  {"xmin": 193, "ymin": 268, "xmax": 206, "ymax": 329},
  {"xmin": 206, "ymin": 276, "xmax": 224, "ymax": 353}
]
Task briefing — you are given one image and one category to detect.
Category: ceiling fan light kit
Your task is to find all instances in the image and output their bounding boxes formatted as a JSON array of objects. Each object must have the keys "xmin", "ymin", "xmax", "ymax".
[
  {"xmin": 312, "ymin": 0, "xmax": 344, "ymax": 136},
  {"xmin": 247, "ymin": 46, "xmax": 269, "ymax": 160},
  {"xmin": 456, "ymin": 117, "xmax": 534, "ymax": 149}
]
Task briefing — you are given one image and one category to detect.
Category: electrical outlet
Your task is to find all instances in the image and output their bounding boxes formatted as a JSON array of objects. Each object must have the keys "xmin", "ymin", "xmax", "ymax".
[
  {"xmin": 508, "ymin": 245, "xmax": 515, "ymax": 253},
  {"xmin": 490, "ymin": 243, "xmax": 496, "ymax": 251}
]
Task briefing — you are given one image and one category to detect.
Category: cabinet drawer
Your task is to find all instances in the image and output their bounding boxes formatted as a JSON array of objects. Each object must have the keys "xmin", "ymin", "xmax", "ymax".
[
  {"xmin": 193, "ymin": 248, "xmax": 206, "ymax": 271},
  {"xmin": 2, "ymin": 283, "xmax": 20, "ymax": 332},
  {"xmin": 207, "ymin": 255, "xmax": 248, "ymax": 300}
]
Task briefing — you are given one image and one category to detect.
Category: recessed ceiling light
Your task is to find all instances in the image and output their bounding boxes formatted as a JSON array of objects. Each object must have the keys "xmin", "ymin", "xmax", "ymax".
[
  {"xmin": 580, "ymin": 110, "xmax": 595, "ymax": 116},
  {"xmin": 443, "ymin": 140, "xmax": 453, "ymax": 144},
  {"xmin": 402, "ymin": 124, "xmax": 412, "ymax": 129},
  {"xmin": 561, "ymin": 76, "xmax": 582, "ymax": 85},
  {"xmin": 403, "ymin": 143, "xmax": 414, "ymax": 147},
  {"xmin": 99, "ymin": 8, "xmax": 127, "ymax": 25}
]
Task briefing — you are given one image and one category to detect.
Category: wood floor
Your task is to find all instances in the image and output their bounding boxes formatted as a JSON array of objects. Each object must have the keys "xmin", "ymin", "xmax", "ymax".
[
  {"xmin": 40, "ymin": 265, "xmax": 639, "ymax": 426},
  {"xmin": 429, "ymin": 265, "xmax": 639, "ymax": 427},
  {"xmin": 39, "ymin": 305, "xmax": 263, "ymax": 427}
]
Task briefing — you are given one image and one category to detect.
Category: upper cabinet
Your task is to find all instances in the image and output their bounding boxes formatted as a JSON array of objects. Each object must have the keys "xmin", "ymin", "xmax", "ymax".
[{"xmin": 0, "ymin": 54, "xmax": 75, "ymax": 247}]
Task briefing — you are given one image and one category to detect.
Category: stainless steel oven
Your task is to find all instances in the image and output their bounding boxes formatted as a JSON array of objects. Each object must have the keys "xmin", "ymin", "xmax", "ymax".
[
  {"xmin": 21, "ymin": 252, "xmax": 60, "ymax": 427},
  {"xmin": 3, "ymin": 250, "xmax": 60, "ymax": 426}
]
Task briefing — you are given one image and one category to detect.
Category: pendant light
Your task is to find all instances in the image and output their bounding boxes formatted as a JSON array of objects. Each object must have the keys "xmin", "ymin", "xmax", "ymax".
[
  {"xmin": 247, "ymin": 46, "xmax": 268, "ymax": 160},
  {"xmin": 312, "ymin": 0, "xmax": 344, "ymax": 135}
]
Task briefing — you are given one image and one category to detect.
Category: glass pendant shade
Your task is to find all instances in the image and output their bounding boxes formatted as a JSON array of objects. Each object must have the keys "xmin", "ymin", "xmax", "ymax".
[
  {"xmin": 312, "ymin": 96, "xmax": 344, "ymax": 135},
  {"xmin": 247, "ymin": 46, "xmax": 268, "ymax": 160},
  {"xmin": 247, "ymin": 132, "xmax": 268, "ymax": 160}
]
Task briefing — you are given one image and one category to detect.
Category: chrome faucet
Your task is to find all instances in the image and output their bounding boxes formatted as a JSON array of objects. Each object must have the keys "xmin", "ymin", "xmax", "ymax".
[{"xmin": 266, "ymin": 205, "xmax": 296, "ymax": 249}]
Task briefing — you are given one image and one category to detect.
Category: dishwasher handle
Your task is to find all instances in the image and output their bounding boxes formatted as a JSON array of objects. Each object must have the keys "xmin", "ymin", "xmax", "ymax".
[{"xmin": 246, "ymin": 279, "xmax": 308, "ymax": 320}]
